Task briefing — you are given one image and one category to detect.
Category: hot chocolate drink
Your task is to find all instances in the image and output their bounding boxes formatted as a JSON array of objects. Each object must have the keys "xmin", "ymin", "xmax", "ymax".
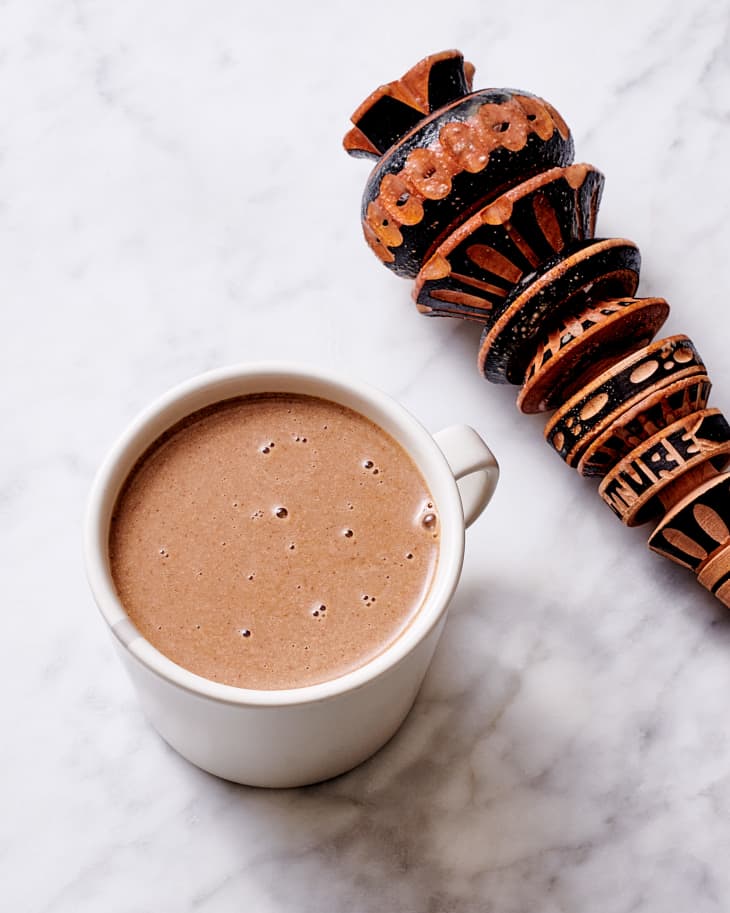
[{"xmin": 109, "ymin": 393, "xmax": 439, "ymax": 689}]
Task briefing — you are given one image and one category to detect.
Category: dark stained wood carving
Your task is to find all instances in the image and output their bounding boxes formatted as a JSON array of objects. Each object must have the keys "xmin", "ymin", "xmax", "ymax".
[
  {"xmin": 344, "ymin": 53, "xmax": 574, "ymax": 278},
  {"xmin": 518, "ymin": 296, "xmax": 669, "ymax": 414},
  {"xmin": 650, "ymin": 471, "xmax": 730, "ymax": 568},
  {"xmin": 649, "ymin": 471, "xmax": 730, "ymax": 606},
  {"xmin": 698, "ymin": 541, "xmax": 730, "ymax": 606},
  {"xmin": 544, "ymin": 336, "xmax": 704, "ymax": 468},
  {"xmin": 598, "ymin": 409, "xmax": 730, "ymax": 526},
  {"xmin": 478, "ymin": 238, "xmax": 641, "ymax": 384},
  {"xmin": 345, "ymin": 50, "xmax": 730, "ymax": 609},
  {"xmin": 578, "ymin": 373, "xmax": 712, "ymax": 477},
  {"xmin": 344, "ymin": 50, "xmax": 476, "ymax": 159},
  {"xmin": 414, "ymin": 164, "xmax": 604, "ymax": 321}
]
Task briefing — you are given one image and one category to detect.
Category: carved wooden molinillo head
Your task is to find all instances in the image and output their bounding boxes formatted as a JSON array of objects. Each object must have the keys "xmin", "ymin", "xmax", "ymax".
[
  {"xmin": 344, "ymin": 50, "xmax": 574, "ymax": 278},
  {"xmin": 345, "ymin": 50, "xmax": 730, "ymax": 609}
]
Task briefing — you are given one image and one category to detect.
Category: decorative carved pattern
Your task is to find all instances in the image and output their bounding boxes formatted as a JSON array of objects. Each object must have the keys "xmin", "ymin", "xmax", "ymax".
[
  {"xmin": 344, "ymin": 50, "xmax": 476, "ymax": 159},
  {"xmin": 697, "ymin": 542, "xmax": 730, "ymax": 605},
  {"xmin": 544, "ymin": 336, "xmax": 703, "ymax": 468},
  {"xmin": 518, "ymin": 296, "xmax": 669, "ymax": 414},
  {"xmin": 578, "ymin": 373, "xmax": 712, "ymax": 477},
  {"xmin": 598, "ymin": 410, "xmax": 730, "ymax": 526},
  {"xmin": 649, "ymin": 472, "xmax": 730, "ymax": 570},
  {"xmin": 414, "ymin": 165, "xmax": 604, "ymax": 321},
  {"xmin": 478, "ymin": 238, "xmax": 641, "ymax": 385},
  {"xmin": 345, "ymin": 53, "xmax": 574, "ymax": 278}
]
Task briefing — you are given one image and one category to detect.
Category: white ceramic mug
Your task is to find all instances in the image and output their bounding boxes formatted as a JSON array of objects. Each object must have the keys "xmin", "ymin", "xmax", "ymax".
[{"xmin": 84, "ymin": 363, "xmax": 499, "ymax": 787}]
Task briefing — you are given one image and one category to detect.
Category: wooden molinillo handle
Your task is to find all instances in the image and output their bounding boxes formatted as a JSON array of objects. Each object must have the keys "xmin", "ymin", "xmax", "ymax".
[{"xmin": 344, "ymin": 49, "xmax": 730, "ymax": 607}]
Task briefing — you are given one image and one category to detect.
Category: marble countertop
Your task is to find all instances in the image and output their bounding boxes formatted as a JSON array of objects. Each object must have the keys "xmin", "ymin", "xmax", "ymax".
[{"xmin": 3, "ymin": 1, "xmax": 730, "ymax": 910}]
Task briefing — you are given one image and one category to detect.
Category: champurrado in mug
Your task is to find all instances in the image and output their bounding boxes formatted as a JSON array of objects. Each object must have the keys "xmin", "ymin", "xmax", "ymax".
[{"xmin": 109, "ymin": 392, "xmax": 440, "ymax": 690}]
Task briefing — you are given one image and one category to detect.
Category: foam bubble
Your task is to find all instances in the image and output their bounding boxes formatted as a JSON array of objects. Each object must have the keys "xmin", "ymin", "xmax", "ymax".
[{"xmin": 422, "ymin": 512, "xmax": 437, "ymax": 530}]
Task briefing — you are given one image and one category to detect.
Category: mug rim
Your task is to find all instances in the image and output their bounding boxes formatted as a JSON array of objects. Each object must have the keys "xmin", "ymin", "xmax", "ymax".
[{"xmin": 84, "ymin": 361, "xmax": 466, "ymax": 707}]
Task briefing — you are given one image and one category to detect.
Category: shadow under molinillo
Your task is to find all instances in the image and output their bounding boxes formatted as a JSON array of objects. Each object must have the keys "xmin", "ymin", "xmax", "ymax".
[
  {"xmin": 180, "ymin": 578, "xmax": 638, "ymax": 913},
  {"xmin": 425, "ymin": 311, "xmax": 550, "ymax": 435}
]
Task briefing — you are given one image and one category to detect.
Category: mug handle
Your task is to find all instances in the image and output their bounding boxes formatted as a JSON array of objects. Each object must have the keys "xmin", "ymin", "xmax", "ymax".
[{"xmin": 433, "ymin": 425, "xmax": 499, "ymax": 528}]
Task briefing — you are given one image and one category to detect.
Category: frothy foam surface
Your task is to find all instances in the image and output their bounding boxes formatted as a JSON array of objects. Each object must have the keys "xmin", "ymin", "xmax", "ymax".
[{"xmin": 109, "ymin": 393, "xmax": 439, "ymax": 689}]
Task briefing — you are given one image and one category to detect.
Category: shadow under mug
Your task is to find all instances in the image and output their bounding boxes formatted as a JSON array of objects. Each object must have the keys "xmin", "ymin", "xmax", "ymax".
[{"xmin": 84, "ymin": 363, "xmax": 499, "ymax": 787}]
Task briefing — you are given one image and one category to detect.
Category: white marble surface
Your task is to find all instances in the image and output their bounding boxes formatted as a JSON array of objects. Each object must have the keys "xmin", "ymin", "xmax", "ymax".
[{"xmin": 3, "ymin": 0, "xmax": 730, "ymax": 909}]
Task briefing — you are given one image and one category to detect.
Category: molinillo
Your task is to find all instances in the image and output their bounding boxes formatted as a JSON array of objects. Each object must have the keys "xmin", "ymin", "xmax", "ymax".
[{"xmin": 344, "ymin": 50, "xmax": 730, "ymax": 607}]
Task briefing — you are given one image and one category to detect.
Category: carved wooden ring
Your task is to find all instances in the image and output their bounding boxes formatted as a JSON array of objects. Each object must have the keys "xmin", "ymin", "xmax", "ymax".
[
  {"xmin": 598, "ymin": 409, "xmax": 730, "ymax": 526},
  {"xmin": 649, "ymin": 470, "xmax": 730, "ymax": 570},
  {"xmin": 577, "ymin": 373, "xmax": 712, "ymax": 477},
  {"xmin": 478, "ymin": 238, "xmax": 641, "ymax": 384},
  {"xmin": 697, "ymin": 543, "xmax": 730, "ymax": 605},
  {"xmin": 413, "ymin": 164, "xmax": 604, "ymax": 321},
  {"xmin": 518, "ymin": 296, "xmax": 669, "ymax": 414},
  {"xmin": 544, "ymin": 335, "xmax": 704, "ymax": 467}
]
